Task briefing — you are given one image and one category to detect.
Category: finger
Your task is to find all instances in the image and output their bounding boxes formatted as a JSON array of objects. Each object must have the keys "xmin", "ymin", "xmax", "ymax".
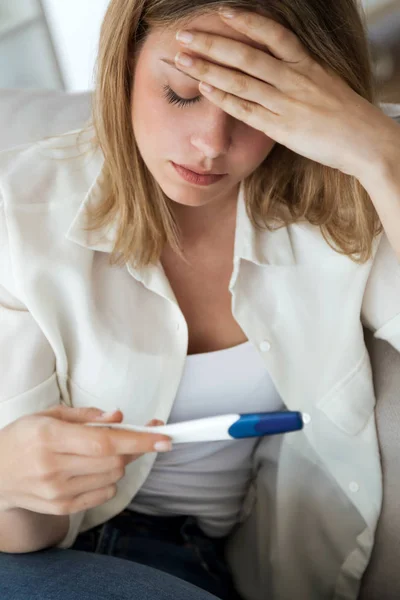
[
  {"xmin": 121, "ymin": 421, "xmax": 168, "ymax": 464},
  {"xmin": 54, "ymin": 450, "xmax": 144, "ymax": 475},
  {"xmin": 56, "ymin": 453, "xmax": 127, "ymax": 476},
  {"xmin": 119, "ymin": 419, "xmax": 165, "ymax": 464},
  {"xmin": 60, "ymin": 468, "xmax": 125, "ymax": 498},
  {"xmin": 175, "ymin": 52, "xmax": 286, "ymax": 115},
  {"xmin": 41, "ymin": 404, "xmax": 123, "ymax": 424},
  {"xmin": 198, "ymin": 82, "xmax": 282, "ymax": 142},
  {"xmin": 219, "ymin": 9, "xmax": 309, "ymax": 64},
  {"xmin": 146, "ymin": 419, "xmax": 165, "ymax": 427},
  {"xmin": 52, "ymin": 420, "xmax": 172, "ymax": 457},
  {"xmin": 176, "ymin": 29, "xmax": 289, "ymax": 92}
]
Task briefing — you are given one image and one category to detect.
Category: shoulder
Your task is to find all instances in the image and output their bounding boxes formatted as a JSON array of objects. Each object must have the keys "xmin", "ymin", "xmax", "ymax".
[
  {"xmin": 289, "ymin": 221, "xmax": 350, "ymax": 264},
  {"xmin": 0, "ymin": 126, "xmax": 103, "ymax": 211},
  {"xmin": 366, "ymin": 229, "xmax": 399, "ymax": 283},
  {"xmin": 288, "ymin": 220, "xmax": 384, "ymax": 277}
]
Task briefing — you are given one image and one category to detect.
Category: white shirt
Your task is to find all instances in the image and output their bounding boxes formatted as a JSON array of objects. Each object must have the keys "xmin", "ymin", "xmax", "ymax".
[{"xmin": 0, "ymin": 121, "xmax": 399, "ymax": 600}]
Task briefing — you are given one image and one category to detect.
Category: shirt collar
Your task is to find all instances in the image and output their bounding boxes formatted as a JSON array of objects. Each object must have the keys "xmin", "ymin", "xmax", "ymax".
[{"xmin": 65, "ymin": 151, "xmax": 296, "ymax": 272}]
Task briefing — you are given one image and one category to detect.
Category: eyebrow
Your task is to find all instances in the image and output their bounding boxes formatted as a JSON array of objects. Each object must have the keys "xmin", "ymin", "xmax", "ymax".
[{"xmin": 160, "ymin": 58, "xmax": 200, "ymax": 83}]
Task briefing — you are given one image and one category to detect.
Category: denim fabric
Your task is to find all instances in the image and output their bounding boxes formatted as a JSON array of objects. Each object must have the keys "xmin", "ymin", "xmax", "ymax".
[
  {"xmin": 0, "ymin": 546, "xmax": 221, "ymax": 600},
  {"xmin": 70, "ymin": 509, "xmax": 243, "ymax": 600}
]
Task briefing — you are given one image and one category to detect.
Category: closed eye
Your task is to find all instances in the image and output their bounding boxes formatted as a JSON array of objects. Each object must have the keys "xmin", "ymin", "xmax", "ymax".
[{"xmin": 162, "ymin": 85, "xmax": 202, "ymax": 108}]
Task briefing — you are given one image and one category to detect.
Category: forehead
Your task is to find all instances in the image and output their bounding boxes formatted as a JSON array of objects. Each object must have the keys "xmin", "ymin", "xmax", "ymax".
[{"xmin": 150, "ymin": 11, "xmax": 267, "ymax": 54}]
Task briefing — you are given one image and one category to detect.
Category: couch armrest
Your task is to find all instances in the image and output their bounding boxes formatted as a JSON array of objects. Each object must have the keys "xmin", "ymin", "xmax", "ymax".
[
  {"xmin": 359, "ymin": 328, "xmax": 400, "ymax": 599},
  {"xmin": 0, "ymin": 88, "xmax": 91, "ymax": 151}
]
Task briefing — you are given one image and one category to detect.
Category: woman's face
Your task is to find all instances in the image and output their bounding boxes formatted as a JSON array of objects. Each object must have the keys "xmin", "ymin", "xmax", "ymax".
[{"xmin": 131, "ymin": 11, "xmax": 276, "ymax": 210}]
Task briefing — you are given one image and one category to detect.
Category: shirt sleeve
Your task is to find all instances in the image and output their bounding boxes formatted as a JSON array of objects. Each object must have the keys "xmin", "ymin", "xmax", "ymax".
[
  {"xmin": 361, "ymin": 231, "xmax": 400, "ymax": 352},
  {"xmin": 1, "ymin": 198, "xmax": 86, "ymax": 549},
  {"xmin": 0, "ymin": 201, "xmax": 61, "ymax": 427}
]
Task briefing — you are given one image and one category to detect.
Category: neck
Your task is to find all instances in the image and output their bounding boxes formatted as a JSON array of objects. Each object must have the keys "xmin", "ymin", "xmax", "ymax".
[{"xmin": 169, "ymin": 185, "xmax": 239, "ymax": 248}]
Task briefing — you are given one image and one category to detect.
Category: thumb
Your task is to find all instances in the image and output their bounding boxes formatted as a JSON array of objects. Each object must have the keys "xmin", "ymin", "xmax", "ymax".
[
  {"xmin": 40, "ymin": 404, "xmax": 123, "ymax": 424},
  {"xmin": 146, "ymin": 419, "xmax": 165, "ymax": 427}
]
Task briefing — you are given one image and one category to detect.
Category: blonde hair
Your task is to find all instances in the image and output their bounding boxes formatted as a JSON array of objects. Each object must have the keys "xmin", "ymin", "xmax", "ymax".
[{"xmin": 82, "ymin": 0, "xmax": 382, "ymax": 268}]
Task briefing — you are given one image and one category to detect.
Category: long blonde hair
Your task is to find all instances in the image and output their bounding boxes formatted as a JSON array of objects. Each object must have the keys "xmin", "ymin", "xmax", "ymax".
[{"xmin": 83, "ymin": 0, "xmax": 382, "ymax": 268}]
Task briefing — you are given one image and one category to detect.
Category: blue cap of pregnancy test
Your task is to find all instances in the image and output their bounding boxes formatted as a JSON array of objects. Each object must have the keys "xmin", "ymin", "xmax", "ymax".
[{"xmin": 228, "ymin": 411, "xmax": 304, "ymax": 439}]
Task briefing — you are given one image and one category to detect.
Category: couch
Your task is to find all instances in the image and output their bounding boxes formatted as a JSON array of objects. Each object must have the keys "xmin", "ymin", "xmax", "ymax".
[{"xmin": 0, "ymin": 88, "xmax": 399, "ymax": 599}]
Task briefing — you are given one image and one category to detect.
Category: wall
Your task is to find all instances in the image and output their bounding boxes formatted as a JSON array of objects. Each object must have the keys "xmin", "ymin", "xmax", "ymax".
[
  {"xmin": 41, "ymin": 0, "xmax": 399, "ymax": 93},
  {"xmin": 41, "ymin": 0, "xmax": 110, "ymax": 91}
]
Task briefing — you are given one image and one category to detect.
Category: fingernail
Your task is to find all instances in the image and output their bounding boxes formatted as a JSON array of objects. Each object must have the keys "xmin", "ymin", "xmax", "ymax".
[
  {"xmin": 199, "ymin": 82, "xmax": 214, "ymax": 94},
  {"xmin": 176, "ymin": 30, "xmax": 193, "ymax": 44},
  {"xmin": 154, "ymin": 441, "xmax": 172, "ymax": 452},
  {"xmin": 176, "ymin": 52, "xmax": 193, "ymax": 67},
  {"xmin": 219, "ymin": 8, "xmax": 237, "ymax": 18}
]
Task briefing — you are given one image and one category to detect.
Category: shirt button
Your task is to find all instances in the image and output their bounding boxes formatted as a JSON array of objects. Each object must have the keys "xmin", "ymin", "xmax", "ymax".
[
  {"xmin": 259, "ymin": 340, "xmax": 271, "ymax": 352},
  {"xmin": 302, "ymin": 413, "xmax": 311, "ymax": 425},
  {"xmin": 349, "ymin": 482, "xmax": 359, "ymax": 493}
]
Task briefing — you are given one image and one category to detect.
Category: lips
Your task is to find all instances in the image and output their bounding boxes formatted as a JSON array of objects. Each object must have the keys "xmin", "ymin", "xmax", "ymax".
[
  {"xmin": 171, "ymin": 162, "xmax": 227, "ymax": 186},
  {"xmin": 178, "ymin": 164, "xmax": 225, "ymax": 176}
]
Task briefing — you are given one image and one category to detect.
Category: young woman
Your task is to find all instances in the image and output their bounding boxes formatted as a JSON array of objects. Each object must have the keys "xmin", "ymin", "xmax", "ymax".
[{"xmin": 0, "ymin": 0, "xmax": 399, "ymax": 599}]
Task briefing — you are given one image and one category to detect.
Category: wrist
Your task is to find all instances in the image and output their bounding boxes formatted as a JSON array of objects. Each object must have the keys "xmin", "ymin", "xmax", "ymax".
[{"xmin": 355, "ymin": 125, "xmax": 400, "ymax": 192}]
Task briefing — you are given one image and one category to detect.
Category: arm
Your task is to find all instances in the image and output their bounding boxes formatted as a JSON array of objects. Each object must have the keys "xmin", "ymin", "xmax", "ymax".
[
  {"xmin": 356, "ymin": 110, "xmax": 400, "ymax": 262},
  {"xmin": 0, "ymin": 504, "xmax": 69, "ymax": 554},
  {"xmin": 0, "ymin": 201, "xmax": 70, "ymax": 553},
  {"xmin": 355, "ymin": 108, "xmax": 400, "ymax": 351}
]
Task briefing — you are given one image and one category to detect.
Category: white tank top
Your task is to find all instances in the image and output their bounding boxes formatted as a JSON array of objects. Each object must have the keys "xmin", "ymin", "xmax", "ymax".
[{"xmin": 129, "ymin": 340, "xmax": 284, "ymax": 537}]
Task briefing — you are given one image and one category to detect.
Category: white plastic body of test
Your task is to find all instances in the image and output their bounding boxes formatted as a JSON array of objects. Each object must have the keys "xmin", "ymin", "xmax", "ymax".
[{"xmin": 86, "ymin": 414, "xmax": 240, "ymax": 443}]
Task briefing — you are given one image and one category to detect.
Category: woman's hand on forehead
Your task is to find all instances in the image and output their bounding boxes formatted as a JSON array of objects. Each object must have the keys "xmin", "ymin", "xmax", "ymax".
[{"xmin": 172, "ymin": 7, "xmax": 398, "ymax": 182}]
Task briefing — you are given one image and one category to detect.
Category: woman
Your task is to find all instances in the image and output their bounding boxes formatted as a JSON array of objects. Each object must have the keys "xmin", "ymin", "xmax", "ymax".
[{"xmin": 0, "ymin": 0, "xmax": 399, "ymax": 599}]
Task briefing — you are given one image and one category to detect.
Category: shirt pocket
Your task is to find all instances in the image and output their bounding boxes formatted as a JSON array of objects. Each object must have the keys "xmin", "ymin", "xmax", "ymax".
[
  {"xmin": 316, "ymin": 349, "xmax": 376, "ymax": 436},
  {"xmin": 66, "ymin": 377, "xmax": 111, "ymax": 412},
  {"xmin": 64, "ymin": 376, "xmax": 161, "ymax": 427}
]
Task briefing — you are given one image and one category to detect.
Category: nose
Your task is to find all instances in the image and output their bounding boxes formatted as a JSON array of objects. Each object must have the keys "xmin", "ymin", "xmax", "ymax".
[{"xmin": 190, "ymin": 106, "xmax": 233, "ymax": 161}]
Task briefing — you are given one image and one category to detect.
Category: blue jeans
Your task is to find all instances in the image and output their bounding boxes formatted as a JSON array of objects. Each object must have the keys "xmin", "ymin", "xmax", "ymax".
[{"xmin": 0, "ymin": 509, "xmax": 244, "ymax": 600}]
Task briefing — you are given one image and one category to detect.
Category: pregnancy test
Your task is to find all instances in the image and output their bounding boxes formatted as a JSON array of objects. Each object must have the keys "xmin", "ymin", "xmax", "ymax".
[{"xmin": 86, "ymin": 411, "xmax": 305, "ymax": 444}]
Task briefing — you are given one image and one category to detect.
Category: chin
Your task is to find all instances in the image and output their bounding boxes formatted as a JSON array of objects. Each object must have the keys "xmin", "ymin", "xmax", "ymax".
[
  {"xmin": 167, "ymin": 189, "xmax": 212, "ymax": 207},
  {"xmin": 158, "ymin": 177, "xmax": 217, "ymax": 206}
]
